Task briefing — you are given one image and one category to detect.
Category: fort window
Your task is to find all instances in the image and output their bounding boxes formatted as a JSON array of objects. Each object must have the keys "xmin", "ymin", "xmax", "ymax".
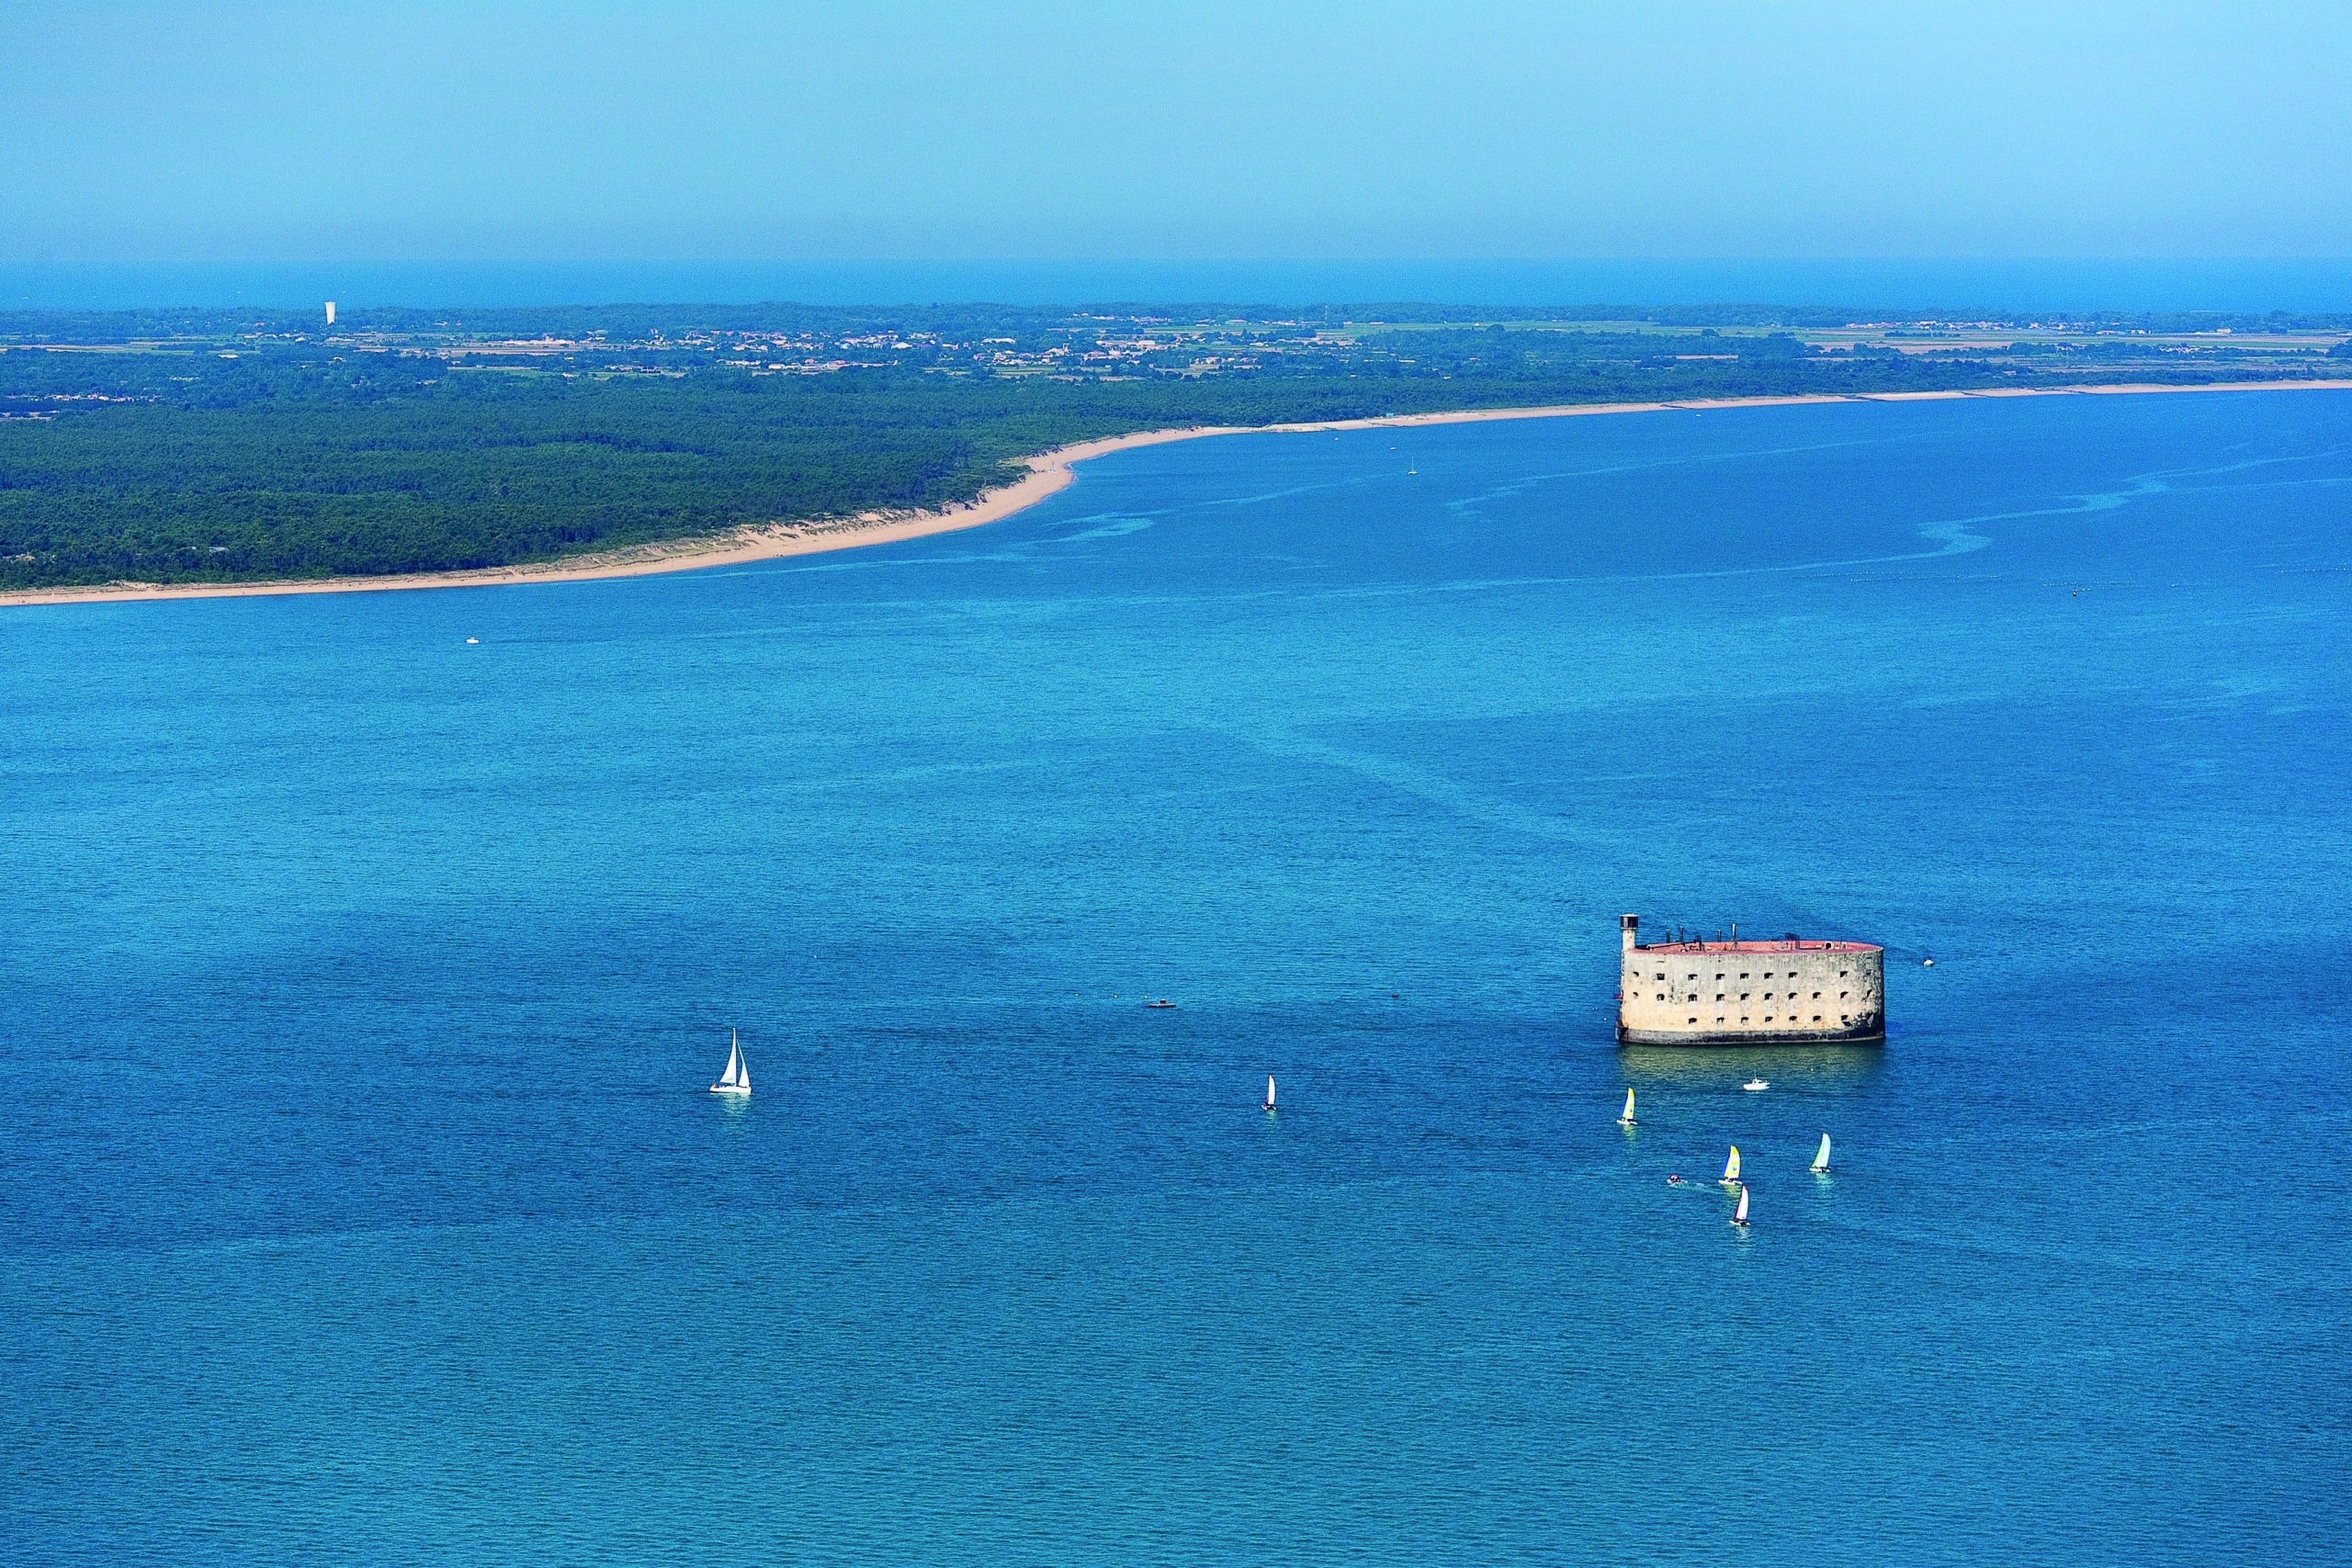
[
  {"xmin": 1813, "ymin": 1015, "xmax": 1822, "ymax": 1022},
  {"xmin": 1714, "ymin": 993, "xmax": 1724, "ymax": 1001},
  {"xmin": 1656, "ymin": 993, "xmax": 1665, "ymax": 1001},
  {"xmin": 1839, "ymin": 991, "xmax": 1849, "ymax": 999},
  {"xmin": 1740, "ymin": 992, "xmax": 1750, "ymax": 1001},
  {"xmin": 1840, "ymin": 1015, "xmax": 1850, "ymax": 1024},
  {"xmin": 1715, "ymin": 1016, "xmax": 1724, "ymax": 1023},
  {"xmin": 1740, "ymin": 972, "xmax": 1749, "ymax": 979},
  {"xmin": 1687, "ymin": 1017, "xmax": 1697, "ymax": 1024},
  {"xmin": 1813, "ymin": 991, "xmax": 1821, "ymax": 999}
]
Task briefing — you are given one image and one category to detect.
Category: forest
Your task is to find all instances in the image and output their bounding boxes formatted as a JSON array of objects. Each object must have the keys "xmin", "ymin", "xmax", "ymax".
[{"xmin": 3, "ymin": 300, "xmax": 2345, "ymax": 589}]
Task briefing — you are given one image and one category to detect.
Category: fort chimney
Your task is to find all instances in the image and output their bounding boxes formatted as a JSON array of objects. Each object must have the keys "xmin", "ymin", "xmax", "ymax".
[{"xmin": 1621, "ymin": 913, "xmax": 1639, "ymax": 953}]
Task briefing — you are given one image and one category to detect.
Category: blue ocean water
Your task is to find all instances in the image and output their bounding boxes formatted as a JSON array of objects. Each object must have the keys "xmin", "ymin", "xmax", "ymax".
[
  {"xmin": 2, "ymin": 389, "xmax": 2348, "ymax": 1565},
  {"xmin": 9, "ymin": 256, "xmax": 2352, "ymax": 312}
]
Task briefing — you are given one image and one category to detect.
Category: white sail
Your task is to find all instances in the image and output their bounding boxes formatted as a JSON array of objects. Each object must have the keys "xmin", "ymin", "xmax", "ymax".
[
  {"xmin": 1722, "ymin": 1145, "xmax": 1741, "ymax": 1184},
  {"xmin": 1619, "ymin": 1088, "xmax": 1636, "ymax": 1123},
  {"xmin": 1264, "ymin": 1075, "xmax": 1277, "ymax": 1110},
  {"xmin": 1733, "ymin": 1186, "xmax": 1749, "ymax": 1224},
  {"xmin": 1812, "ymin": 1133, "xmax": 1832, "ymax": 1172},
  {"xmin": 711, "ymin": 1031, "xmax": 751, "ymax": 1095}
]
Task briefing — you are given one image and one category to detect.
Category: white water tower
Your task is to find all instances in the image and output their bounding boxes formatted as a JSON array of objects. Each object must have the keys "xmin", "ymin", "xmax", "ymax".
[{"xmin": 324, "ymin": 300, "xmax": 336, "ymax": 325}]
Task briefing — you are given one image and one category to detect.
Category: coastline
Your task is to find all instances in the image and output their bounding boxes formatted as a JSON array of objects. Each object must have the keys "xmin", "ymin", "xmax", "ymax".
[{"xmin": 6, "ymin": 377, "xmax": 2348, "ymax": 609}]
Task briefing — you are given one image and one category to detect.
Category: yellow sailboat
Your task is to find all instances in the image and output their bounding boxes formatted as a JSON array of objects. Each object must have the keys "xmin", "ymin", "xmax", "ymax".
[
  {"xmin": 1617, "ymin": 1088, "xmax": 1637, "ymax": 1126},
  {"xmin": 1720, "ymin": 1145, "xmax": 1742, "ymax": 1187}
]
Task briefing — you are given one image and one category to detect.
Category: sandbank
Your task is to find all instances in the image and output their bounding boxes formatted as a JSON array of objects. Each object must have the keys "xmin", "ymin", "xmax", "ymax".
[{"xmin": 6, "ymin": 378, "xmax": 2348, "ymax": 609}]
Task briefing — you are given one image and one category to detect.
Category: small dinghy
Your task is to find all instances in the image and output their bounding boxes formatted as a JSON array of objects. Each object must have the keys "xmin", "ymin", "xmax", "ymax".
[
  {"xmin": 708, "ymin": 1029, "xmax": 751, "ymax": 1098},
  {"xmin": 1720, "ymin": 1145, "xmax": 1742, "ymax": 1187},
  {"xmin": 1148, "ymin": 999, "xmax": 1175, "ymax": 1010},
  {"xmin": 1811, "ymin": 1133, "xmax": 1833, "ymax": 1174},
  {"xmin": 1743, "ymin": 1078, "xmax": 1769, "ymax": 1092},
  {"xmin": 1262, "ymin": 1075, "xmax": 1277, "ymax": 1112},
  {"xmin": 1731, "ymin": 1186, "xmax": 1750, "ymax": 1227},
  {"xmin": 1617, "ymin": 1087, "xmax": 1637, "ymax": 1126}
]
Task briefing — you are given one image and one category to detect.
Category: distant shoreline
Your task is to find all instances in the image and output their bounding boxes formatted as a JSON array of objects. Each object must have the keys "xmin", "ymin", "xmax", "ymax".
[{"xmin": 6, "ymin": 377, "xmax": 2348, "ymax": 609}]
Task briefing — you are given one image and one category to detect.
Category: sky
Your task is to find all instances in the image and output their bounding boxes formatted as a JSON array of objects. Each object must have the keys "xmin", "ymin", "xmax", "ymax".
[{"xmin": 3, "ymin": 1, "xmax": 2349, "ymax": 270}]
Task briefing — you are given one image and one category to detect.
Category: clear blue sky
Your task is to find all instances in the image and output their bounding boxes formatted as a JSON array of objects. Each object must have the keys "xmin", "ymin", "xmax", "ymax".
[{"xmin": 5, "ymin": 0, "xmax": 2348, "ymax": 264}]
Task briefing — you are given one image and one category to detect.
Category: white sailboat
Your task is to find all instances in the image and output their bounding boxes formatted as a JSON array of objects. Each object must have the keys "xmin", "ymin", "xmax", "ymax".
[
  {"xmin": 1617, "ymin": 1087, "xmax": 1637, "ymax": 1126},
  {"xmin": 709, "ymin": 1029, "xmax": 751, "ymax": 1097},
  {"xmin": 1731, "ymin": 1185, "xmax": 1750, "ymax": 1226},
  {"xmin": 1720, "ymin": 1145, "xmax": 1742, "ymax": 1187},
  {"xmin": 1811, "ymin": 1133, "xmax": 1832, "ymax": 1173},
  {"xmin": 1263, "ymin": 1075, "xmax": 1277, "ymax": 1112}
]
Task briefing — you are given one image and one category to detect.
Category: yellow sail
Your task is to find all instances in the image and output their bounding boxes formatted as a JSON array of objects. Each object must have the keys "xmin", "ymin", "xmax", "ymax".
[
  {"xmin": 1722, "ymin": 1145, "xmax": 1741, "ymax": 1183},
  {"xmin": 1619, "ymin": 1088, "xmax": 1636, "ymax": 1122}
]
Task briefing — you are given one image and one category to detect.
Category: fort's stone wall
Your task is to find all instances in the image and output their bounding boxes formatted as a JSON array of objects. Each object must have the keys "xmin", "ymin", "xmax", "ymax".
[{"xmin": 1616, "ymin": 916, "xmax": 1884, "ymax": 1044}]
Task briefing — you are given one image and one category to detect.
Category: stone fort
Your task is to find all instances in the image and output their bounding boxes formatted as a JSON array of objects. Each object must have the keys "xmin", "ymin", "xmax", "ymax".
[{"xmin": 1617, "ymin": 914, "xmax": 1884, "ymax": 1044}]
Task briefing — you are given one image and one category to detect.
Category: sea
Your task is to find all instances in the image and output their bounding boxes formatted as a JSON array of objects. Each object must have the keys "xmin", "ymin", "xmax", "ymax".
[
  {"xmin": 9, "ymin": 257, "xmax": 2352, "ymax": 313},
  {"xmin": 3, "ymin": 389, "xmax": 2347, "ymax": 1566}
]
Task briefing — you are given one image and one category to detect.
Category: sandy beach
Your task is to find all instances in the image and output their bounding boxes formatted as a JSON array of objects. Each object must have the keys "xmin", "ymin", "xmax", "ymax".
[{"xmin": 6, "ymin": 377, "xmax": 2348, "ymax": 609}]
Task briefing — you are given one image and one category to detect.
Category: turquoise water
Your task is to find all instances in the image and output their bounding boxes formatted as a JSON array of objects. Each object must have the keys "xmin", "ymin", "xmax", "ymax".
[
  {"xmin": 13, "ymin": 257, "xmax": 2352, "ymax": 310},
  {"xmin": 4, "ymin": 390, "xmax": 2348, "ymax": 1565}
]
